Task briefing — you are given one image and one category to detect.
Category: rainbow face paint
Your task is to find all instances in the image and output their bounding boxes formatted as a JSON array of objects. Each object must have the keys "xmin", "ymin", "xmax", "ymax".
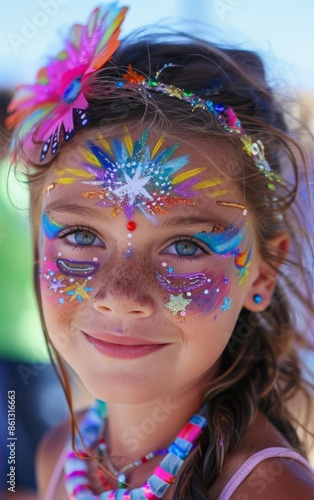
[
  {"xmin": 42, "ymin": 212, "xmax": 65, "ymax": 239},
  {"xmin": 194, "ymin": 220, "xmax": 247, "ymax": 255},
  {"xmin": 234, "ymin": 244, "xmax": 252, "ymax": 286},
  {"xmin": 194, "ymin": 220, "xmax": 252, "ymax": 286}
]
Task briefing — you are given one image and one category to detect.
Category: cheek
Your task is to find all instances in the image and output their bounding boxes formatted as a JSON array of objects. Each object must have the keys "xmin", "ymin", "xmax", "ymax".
[
  {"xmin": 40, "ymin": 239, "xmax": 96, "ymax": 308},
  {"xmin": 157, "ymin": 254, "xmax": 237, "ymax": 320}
]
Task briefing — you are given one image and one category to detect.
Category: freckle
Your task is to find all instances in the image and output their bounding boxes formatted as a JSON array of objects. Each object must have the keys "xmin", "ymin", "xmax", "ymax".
[{"xmin": 162, "ymin": 262, "xmax": 167, "ymax": 267}]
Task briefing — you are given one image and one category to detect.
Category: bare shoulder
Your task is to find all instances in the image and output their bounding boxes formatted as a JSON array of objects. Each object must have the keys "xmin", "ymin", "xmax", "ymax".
[
  {"xmin": 230, "ymin": 456, "xmax": 314, "ymax": 499},
  {"xmin": 211, "ymin": 411, "xmax": 314, "ymax": 498},
  {"xmin": 36, "ymin": 410, "xmax": 86, "ymax": 500}
]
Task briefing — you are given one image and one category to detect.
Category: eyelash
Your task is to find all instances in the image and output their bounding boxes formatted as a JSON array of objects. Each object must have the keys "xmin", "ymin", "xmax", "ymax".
[
  {"xmin": 163, "ymin": 235, "xmax": 213, "ymax": 261},
  {"xmin": 57, "ymin": 226, "xmax": 214, "ymax": 259},
  {"xmin": 58, "ymin": 225, "xmax": 104, "ymax": 248}
]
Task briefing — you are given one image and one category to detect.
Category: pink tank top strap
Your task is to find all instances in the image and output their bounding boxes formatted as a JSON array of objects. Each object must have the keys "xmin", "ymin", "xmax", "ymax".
[
  {"xmin": 218, "ymin": 446, "xmax": 314, "ymax": 500},
  {"xmin": 44, "ymin": 446, "xmax": 67, "ymax": 500}
]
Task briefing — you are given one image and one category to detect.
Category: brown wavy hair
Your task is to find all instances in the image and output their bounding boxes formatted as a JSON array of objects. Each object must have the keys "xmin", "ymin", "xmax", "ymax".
[{"xmin": 12, "ymin": 30, "xmax": 314, "ymax": 498}]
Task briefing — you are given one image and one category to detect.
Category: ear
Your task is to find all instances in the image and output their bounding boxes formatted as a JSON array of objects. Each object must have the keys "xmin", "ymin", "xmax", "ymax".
[{"xmin": 243, "ymin": 233, "xmax": 289, "ymax": 312}]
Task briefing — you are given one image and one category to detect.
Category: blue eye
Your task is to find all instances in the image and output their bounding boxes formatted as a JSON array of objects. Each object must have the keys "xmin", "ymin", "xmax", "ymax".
[
  {"xmin": 163, "ymin": 237, "xmax": 208, "ymax": 258},
  {"xmin": 59, "ymin": 227, "xmax": 104, "ymax": 247},
  {"xmin": 73, "ymin": 231, "xmax": 97, "ymax": 245},
  {"xmin": 175, "ymin": 241, "xmax": 199, "ymax": 256}
]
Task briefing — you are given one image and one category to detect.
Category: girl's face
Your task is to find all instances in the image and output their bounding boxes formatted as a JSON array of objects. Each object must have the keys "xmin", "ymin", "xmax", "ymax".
[{"xmin": 39, "ymin": 129, "xmax": 260, "ymax": 403}]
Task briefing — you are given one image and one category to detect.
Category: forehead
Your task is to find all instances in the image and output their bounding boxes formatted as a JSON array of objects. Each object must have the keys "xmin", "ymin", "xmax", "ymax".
[{"xmin": 42, "ymin": 126, "xmax": 245, "ymax": 223}]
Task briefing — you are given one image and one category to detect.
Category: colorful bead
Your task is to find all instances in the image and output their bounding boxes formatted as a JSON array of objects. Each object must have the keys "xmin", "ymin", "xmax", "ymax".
[{"xmin": 64, "ymin": 399, "xmax": 207, "ymax": 499}]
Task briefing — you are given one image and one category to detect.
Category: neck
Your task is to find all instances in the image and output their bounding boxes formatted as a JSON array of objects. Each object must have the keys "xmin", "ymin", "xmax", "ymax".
[{"xmin": 104, "ymin": 387, "xmax": 205, "ymax": 465}]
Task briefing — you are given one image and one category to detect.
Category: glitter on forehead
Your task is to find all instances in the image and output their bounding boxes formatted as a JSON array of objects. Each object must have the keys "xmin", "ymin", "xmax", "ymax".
[
  {"xmin": 43, "ymin": 183, "xmax": 55, "ymax": 194},
  {"xmin": 216, "ymin": 201, "xmax": 246, "ymax": 211},
  {"xmin": 56, "ymin": 129, "xmax": 228, "ymax": 221}
]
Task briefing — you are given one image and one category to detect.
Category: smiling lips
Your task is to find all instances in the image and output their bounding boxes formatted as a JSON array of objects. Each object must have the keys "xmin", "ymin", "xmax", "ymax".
[{"xmin": 83, "ymin": 332, "xmax": 169, "ymax": 359}]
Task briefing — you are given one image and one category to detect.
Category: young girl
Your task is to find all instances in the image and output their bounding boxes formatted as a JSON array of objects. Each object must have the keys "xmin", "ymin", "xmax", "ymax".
[{"xmin": 7, "ymin": 4, "xmax": 314, "ymax": 499}]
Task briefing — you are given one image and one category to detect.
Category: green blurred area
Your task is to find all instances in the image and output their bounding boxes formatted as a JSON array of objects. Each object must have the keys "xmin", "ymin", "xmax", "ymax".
[{"xmin": 0, "ymin": 162, "xmax": 48, "ymax": 362}]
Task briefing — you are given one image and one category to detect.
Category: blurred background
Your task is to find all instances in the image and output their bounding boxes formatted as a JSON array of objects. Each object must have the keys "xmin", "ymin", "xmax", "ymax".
[{"xmin": 0, "ymin": 0, "xmax": 313, "ymax": 498}]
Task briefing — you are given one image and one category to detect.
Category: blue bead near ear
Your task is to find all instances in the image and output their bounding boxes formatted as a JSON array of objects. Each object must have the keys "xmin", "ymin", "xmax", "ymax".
[{"xmin": 253, "ymin": 294, "xmax": 263, "ymax": 304}]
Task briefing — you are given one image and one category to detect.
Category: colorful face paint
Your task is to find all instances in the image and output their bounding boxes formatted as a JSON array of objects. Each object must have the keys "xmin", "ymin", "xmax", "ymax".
[
  {"xmin": 43, "ymin": 183, "xmax": 55, "ymax": 194},
  {"xmin": 194, "ymin": 219, "xmax": 251, "ymax": 286},
  {"xmin": 220, "ymin": 296, "xmax": 233, "ymax": 312},
  {"xmin": 41, "ymin": 259, "xmax": 94, "ymax": 304},
  {"xmin": 216, "ymin": 200, "xmax": 247, "ymax": 216},
  {"xmin": 66, "ymin": 280, "xmax": 93, "ymax": 303},
  {"xmin": 156, "ymin": 272, "xmax": 208, "ymax": 293},
  {"xmin": 164, "ymin": 293, "xmax": 192, "ymax": 317},
  {"xmin": 56, "ymin": 129, "xmax": 228, "ymax": 221},
  {"xmin": 234, "ymin": 244, "xmax": 252, "ymax": 286},
  {"xmin": 124, "ymin": 220, "xmax": 136, "ymax": 259},
  {"xmin": 57, "ymin": 258, "xmax": 100, "ymax": 277},
  {"xmin": 158, "ymin": 265, "xmax": 229, "ymax": 318},
  {"xmin": 42, "ymin": 212, "xmax": 65, "ymax": 239},
  {"xmin": 194, "ymin": 219, "xmax": 247, "ymax": 255}
]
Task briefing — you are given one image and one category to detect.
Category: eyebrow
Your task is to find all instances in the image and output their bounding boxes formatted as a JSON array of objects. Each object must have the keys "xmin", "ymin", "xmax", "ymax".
[
  {"xmin": 45, "ymin": 202, "xmax": 231, "ymax": 229},
  {"xmin": 158, "ymin": 216, "xmax": 229, "ymax": 230},
  {"xmin": 45, "ymin": 202, "xmax": 111, "ymax": 222}
]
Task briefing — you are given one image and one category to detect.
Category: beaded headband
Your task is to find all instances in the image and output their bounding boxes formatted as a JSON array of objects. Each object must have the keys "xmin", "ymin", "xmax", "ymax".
[{"xmin": 7, "ymin": 3, "xmax": 282, "ymax": 190}]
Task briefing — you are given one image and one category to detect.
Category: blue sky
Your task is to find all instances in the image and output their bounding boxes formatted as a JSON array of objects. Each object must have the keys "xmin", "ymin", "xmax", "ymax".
[{"xmin": 0, "ymin": 0, "xmax": 313, "ymax": 94}]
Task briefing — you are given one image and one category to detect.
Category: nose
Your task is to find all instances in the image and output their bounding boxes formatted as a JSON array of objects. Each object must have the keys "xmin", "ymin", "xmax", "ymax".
[{"xmin": 93, "ymin": 277, "xmax": 155, "ymax": 318}]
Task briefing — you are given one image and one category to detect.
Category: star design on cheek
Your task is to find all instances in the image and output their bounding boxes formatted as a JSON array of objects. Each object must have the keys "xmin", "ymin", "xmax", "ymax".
[
  {"xmin": 49, "ymin": 277, "xmax": 66, "ymax": 293},
  {"xmin": 220, "ymin": 296, "xmax": 233, "ymax": 312},
  {"xmin": 164, "ymin": 293, "xmax": 192, "ymax": 316},
  {"xmin": 112, "ymin": 166, "xmax": 153, "ymax": 205},
  {"xmin": 66, "ymin": 280, "xmax": 93, "ymax": 303}
]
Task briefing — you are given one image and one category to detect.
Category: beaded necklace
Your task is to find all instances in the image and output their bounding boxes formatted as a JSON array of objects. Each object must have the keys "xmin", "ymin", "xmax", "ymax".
[
  {"xmin": 64, "ymin": 399, "xmax": 207, "ymax": 499},
  {"xmin": 98, "ymin": 438, "xmax": 168, "ymax": 489}
]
